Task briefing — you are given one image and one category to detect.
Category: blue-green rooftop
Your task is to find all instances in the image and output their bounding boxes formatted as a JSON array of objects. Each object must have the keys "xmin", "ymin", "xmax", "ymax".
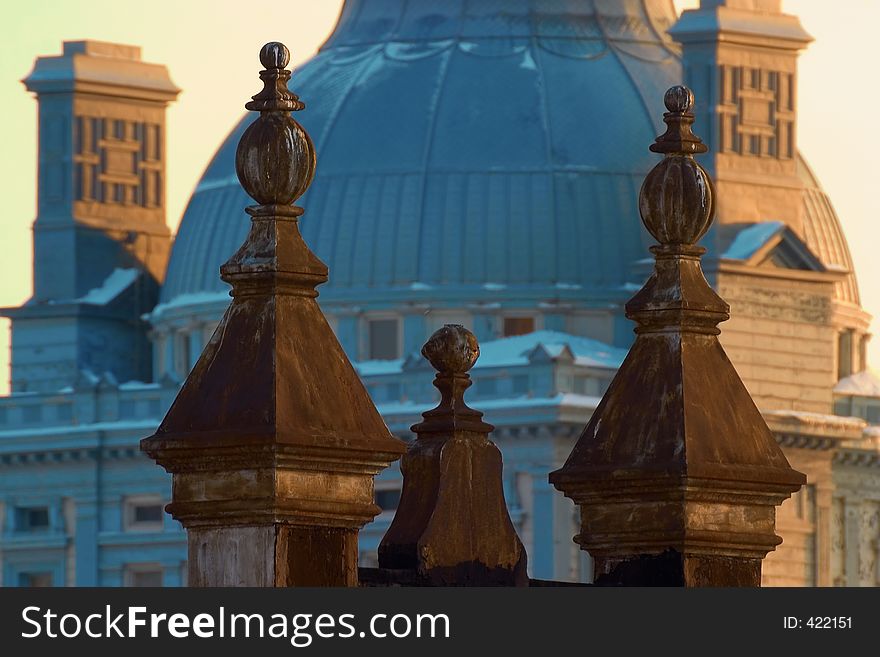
[{"xmin": 161, "ymin": 0, "xmax": 682, "ymax": 306}]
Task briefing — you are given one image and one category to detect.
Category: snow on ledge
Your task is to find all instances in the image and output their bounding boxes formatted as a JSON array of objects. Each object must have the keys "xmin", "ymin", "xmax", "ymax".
[
  {"xmin": 149, "ymin": 291, "xmax": 232, "ymax": 319},
  {"xmin": 79, "ymin": 268, "xmax": 139, "ymax": 305},
  {"xmin": 763, "ymin": 408, "xmax": 866, "ymax": 431},
  {"xmin": 834, "ymin": 369, "xmax": 880, "ymax": 398}
]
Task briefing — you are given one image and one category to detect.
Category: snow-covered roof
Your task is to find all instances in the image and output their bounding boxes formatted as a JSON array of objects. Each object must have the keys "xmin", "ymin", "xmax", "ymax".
[
  {"xmin": 763, "ymin": 408, "xmax": 866, "ymax": 431},
  {"xmin": 375, "ymin": 393, "xmax": 602, "ymax": 417},
  {"xmin": 149, "ymin": 291, "xmax": 231, "ymax": 319},
  {"xmin": 834, "ymin": 370, "xmax": 880, "ymax": 398},
  {"xmin": 722, "ymin": 222, "xmax": 784, "ymax": 260},
  {"xmin": 355, "ymin": 330, "xmax": 626, "ymax": 377},
  {"xmin": 475, "ymin": 330, "xmax": 626, "ymax": 369},
  {"xmin": 78, "ymin": 268, "xmax": 140, "ymax": 305},
  {"xmin": 356, "ymin": 359, "xmax": 406, "ymax": 376}
]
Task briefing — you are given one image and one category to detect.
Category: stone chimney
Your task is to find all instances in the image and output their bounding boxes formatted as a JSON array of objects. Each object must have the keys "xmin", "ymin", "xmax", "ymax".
[
  {"xmin": 669, "ymin": 0, "xmax": 812, "ymax": 231},
  {"xmin": 2, "ymin": 41, "xmax": 179, "ymax": 392}
]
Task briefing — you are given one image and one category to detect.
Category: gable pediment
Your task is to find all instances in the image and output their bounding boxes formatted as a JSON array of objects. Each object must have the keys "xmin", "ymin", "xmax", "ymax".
[{"xmin": 721, "ymin": 222, "xmax": 828, "ymax": 272}]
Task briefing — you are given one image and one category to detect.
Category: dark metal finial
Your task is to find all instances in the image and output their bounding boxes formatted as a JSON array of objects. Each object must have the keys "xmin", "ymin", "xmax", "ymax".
[
  {"xmin": 235, "ymin": 42, "xmax": 315, "ymax": 208},
  {"xmin": 415, "ymin": 324, "xmax": 490, "ymax": 433},
  {"xmin": 639, "ymin": 85, "xmax": 714, "ymax": 246},
  {"xmin": 246, "ymin": 41, "xmax": 303, "ymax": 112},
  {"xmin": 380, "ymin": 325, "xmax": 526, "ymax": 585},
  {"xmin": 650, "ymin": 84, "xmax": 707, "ymax": 156},
  {"xmin": 664, "ymin": 85, "xmax": 693, "ymax": 113},
  {"xmin": 421, "ymin": 324, "xmax": 479, "ymax": 376},
  {"xmin": 259, "ymin": 41, "xmax": 290, "ymax": 70}
]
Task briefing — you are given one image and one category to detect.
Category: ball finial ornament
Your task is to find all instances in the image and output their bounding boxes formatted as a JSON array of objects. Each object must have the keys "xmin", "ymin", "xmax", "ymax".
[
  {"xmin": 260, "ymin": 42, "xmax": 290, "ymax": 70},
  {"xmin": 235, "ymin": 42, "xmax": 316, "ymax": 208},
  {"xmin": 421, "ymin": 325, "xmax": 480, "ymax": 376},
  {"xmin": 639, "ymin": 86, "xmax": 714, "ymax": 246},
  {"xmin": 664, "ymin": 85, "xmax": 693, "ymax": 114}
]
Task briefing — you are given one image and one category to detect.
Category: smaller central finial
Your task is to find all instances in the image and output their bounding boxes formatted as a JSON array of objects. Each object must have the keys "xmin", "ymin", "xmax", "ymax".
[
  {"xmin": 414, "ymin": 325, "xmax": 490, "ymax": 433},
  {"xmin": 650, "ymin": 84, "xmax": 707, "ymax": 156},
  {"xmin": 422, "ymin": 325, "xmax": 479, "ymax": 376}
]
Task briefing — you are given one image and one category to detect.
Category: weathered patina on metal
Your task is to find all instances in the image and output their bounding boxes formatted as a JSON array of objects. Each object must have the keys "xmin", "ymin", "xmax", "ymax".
[
  {"xmin": 377, "ymin": 325, "xmax": 527, "ymax": 586},
  {"xmin": 140, "ymin": 42, "xmax": 405, "ymax": 587},
  {"xmin": 549, "ymin": 86, "xmax": 806, "ymax": 587}
]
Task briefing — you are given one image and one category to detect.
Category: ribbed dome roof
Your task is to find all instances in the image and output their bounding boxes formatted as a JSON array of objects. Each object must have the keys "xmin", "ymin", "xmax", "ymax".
[
  {"xmin": 797, "ymin": 156, "xmax": 860, "ymax": 305},
  {"xmin": 160, "ymin": 0, "xmax": 860, "ymax": 313},
  {"xmin": 161, "ymin": 0, "xmax": 683, "ymax": 305}
]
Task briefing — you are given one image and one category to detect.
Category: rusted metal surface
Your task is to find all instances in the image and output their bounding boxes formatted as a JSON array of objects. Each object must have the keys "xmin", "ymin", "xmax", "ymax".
[
  {"xmin": 141, "ymin": 42, "xmax": 405, "ymax": 587},
  {"xmin": 550, "ymin": 87, "xmax": 805, "ymax": 587},
  {"xmin": 378, "ymin": 325, "xmax": 527, "ymax": 586}
]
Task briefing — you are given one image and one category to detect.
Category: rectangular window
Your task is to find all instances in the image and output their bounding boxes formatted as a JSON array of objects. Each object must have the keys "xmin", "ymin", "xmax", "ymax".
[
  {"xmin": 838, "ymin": 330, "xmax": 854, "ymax": 380},
  {"xmin": 512, "ymin": 375, "xmax": 529, "ymax": 395},
  {"xmin": 152, "ymin": 171, "xmax": 161, "ymax": 207},
  {"xmin": 503, "ymin": 316, "xmax": 535, "ymax": 337},
  {"xmin": 749, "ymin": 135, "xmax": 760, "ymax": 155},
  {"xmin": 17, "ymin": 506, "xmax": 50, "ymax": 532},
  {"xmin": 175, "ymin": 331, "xmax": 191, "ymax": 378},
  {"xmin": 126, "ymin": 566, "xmax": 163, "ymax": 588},
  {"xmin": 134, "ymin": 504, "xmax": 163, "ymax": 524},
  {"xmin": 19, "ymin": 572, "xmax": 53, "ymax": 587},
  {"xmin": 368, "ymin": 318, "xmax": 399, "ymax": 360},
  {"xmin": 23, "ymin": 406, "xmax": 41, "ymax": 423},
  {"xmin": 786, "ymin": 122, "xmax": 794, "ymax": 159},
  {"xmin": 74, "ymin": 163, "xmax": 84, "ymax": 201},
  {"xmin": 124, "ymin": 497, "xmax": 165, "ymax": 531}
]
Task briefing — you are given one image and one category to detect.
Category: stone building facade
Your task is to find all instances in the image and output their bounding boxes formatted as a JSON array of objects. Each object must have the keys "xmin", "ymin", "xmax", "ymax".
[{"xmin": 1, "ymin": 0, "xmax": 879, "ymax": 586}]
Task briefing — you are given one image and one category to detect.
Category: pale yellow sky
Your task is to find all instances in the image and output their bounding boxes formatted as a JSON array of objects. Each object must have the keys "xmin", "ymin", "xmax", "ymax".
[{"xmin": 0, "ymin": 0, "xmax": 878, "ymax": 394}]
